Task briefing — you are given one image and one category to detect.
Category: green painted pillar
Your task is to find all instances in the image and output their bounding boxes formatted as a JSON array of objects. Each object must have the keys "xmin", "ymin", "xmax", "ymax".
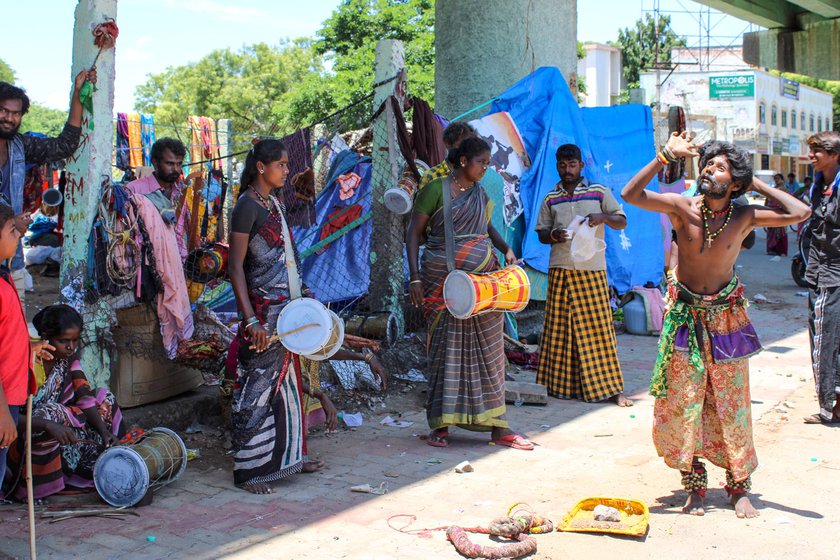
[
  {"xmin": 435, "ymin": 0, "xmax": 578, "ymax": 119},
  {"xmin": 60, "ymin": 0, "xmax": 117, "ymax": 388}
]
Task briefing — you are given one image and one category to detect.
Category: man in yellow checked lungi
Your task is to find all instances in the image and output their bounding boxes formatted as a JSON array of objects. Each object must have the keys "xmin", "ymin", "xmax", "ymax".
[{"xmin": 535, "ymin": 144, "xmax": 632, "ymax": 407}]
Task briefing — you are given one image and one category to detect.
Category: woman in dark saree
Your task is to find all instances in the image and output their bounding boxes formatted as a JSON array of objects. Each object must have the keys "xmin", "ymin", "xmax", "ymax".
[
  {"xmin": 406, "ymin": 137, "xmax": 533, "ymax": 450},
  {"xmin": 227, "ymin": 140, "xmax": 335, "ymax": 494}
]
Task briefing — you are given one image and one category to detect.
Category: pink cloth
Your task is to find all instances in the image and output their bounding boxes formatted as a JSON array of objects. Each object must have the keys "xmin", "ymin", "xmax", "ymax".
[
  {"xmin": 630, "ymin": 286, "xmax": 666, "ymax": 333},
  {"xmin": 132, "ymin": 194, "xmax": 194, "ymax": 358},
  {"xmin": 126, "ymin": 175, "xmax": 191, "ymax": 260}
]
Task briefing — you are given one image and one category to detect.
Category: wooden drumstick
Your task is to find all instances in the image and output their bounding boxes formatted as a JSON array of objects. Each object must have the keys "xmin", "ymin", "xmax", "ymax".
[
  {"xmin": 26, "ymin": 395, "xmax": 36, "ymax": 559},
  {"xmin": 249, "ymin": 323, "xmax": 320, "ymax": 350}
]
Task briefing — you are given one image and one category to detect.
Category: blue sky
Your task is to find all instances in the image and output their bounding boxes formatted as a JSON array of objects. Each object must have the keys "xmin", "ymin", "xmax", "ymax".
[{"xmin": 4, "ymin": 0, "xmax": 757, "ymax": 111}]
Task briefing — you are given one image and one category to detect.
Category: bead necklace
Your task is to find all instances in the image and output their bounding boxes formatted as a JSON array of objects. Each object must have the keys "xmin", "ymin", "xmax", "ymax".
[
  {"xmin": 452, "ymin": 176, "xmax": 473, "ymax": 192},
  {"xmin": 701, "ymin": 202, "xmax": 729, "ymax": 218},
  {"xmin": 250, "ymin": 186, "xmax": 287, "ymax": 267},
  {"xmin": 700, "ymin": 196, "xmax": 733, "ymax": 248}
]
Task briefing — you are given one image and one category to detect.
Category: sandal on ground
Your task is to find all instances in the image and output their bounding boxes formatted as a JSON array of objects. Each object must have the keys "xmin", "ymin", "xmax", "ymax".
[
  {"xmin": 489, "ymin": 434, "xmax": 534, "ymax": 451},
  {"xmin": 420, "ymin": 430, "xmax": 449, "ymax": 448},
  {"xmin": 803, "ymin": 413, "xmax": 840, "ymax": 425}
]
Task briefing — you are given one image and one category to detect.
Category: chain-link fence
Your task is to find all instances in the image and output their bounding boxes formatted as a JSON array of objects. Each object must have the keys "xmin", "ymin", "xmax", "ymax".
[{"xmin": 72, "ymin": 69, "xmax": 425, "ymax": 388}]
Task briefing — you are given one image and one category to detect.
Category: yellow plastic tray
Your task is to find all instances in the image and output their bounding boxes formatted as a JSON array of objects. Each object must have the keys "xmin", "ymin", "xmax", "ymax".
[{"xmin": 558, "ymin": 497, "xmax": 649, "ymax": 537}]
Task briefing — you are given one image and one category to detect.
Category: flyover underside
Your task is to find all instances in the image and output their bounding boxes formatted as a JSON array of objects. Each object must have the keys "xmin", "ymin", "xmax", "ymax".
[{"xmin": 695, "ymin": 0, "xmax": 840, "ymax": 79}]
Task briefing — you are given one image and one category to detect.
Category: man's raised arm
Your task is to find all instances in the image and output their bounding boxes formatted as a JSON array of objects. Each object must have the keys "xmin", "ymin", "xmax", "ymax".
[{"xmin": 621, "ymin": 131, "xmax": 699, "ymax": 214}]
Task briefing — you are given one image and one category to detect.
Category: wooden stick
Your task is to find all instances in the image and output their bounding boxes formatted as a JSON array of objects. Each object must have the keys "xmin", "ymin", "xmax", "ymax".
[
  {"xmin": 25, "ymin": 394, "xmax": 36, "ymax": 560},
  {"xmin": 503, "ymin": 333, "xmax": 528, "ymax": 351},
  {"xmin": 248, "ymin": 323, "xmax": 320, "ymax": 350}
]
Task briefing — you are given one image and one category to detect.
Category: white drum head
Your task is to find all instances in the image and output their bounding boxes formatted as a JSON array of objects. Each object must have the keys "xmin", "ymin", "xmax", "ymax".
[
  {"xmin": 276, "ymin": 298, "xmax": 332, "ymax": 355},
  {"xmin": 443, "ymin": 270, "xmax": 477, "ymax": 319},
  {"xmin": 305, "ymin": 310, "xmax": 345, "ymax": 361},
  {"xmin": 384, "ymin": 188, "xmax": 412, "ymax": 215}
]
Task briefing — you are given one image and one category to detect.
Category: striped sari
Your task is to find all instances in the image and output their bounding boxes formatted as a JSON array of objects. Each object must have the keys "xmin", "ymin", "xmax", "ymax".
[
  {"xmin": 232, "ymin": 198, "xmax": 307, "ymax": 487},
  {"xmin": 420, "ymin": 180, "xmax": 508, "ymax": 431},
  {"xmin": 6, "ymin": 358, "xmax": 123, "ymax": 500}
]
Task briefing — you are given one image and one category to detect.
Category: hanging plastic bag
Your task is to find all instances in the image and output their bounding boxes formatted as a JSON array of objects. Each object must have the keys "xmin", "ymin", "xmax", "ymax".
[{"xmin": 568, "ymin": 215, "xmax": 606, "ymax": 263}]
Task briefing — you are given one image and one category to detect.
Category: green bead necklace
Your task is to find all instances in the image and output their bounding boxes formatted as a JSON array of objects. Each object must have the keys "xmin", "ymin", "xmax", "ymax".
[{"xmin": 700, "ymin": 197, "xmax": 733, "ymax": 248}]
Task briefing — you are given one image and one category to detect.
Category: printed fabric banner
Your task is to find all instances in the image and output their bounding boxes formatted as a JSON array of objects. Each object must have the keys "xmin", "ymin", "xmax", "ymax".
[{"xmin": 468, "ymin": 112, "xmax": 531, "ymax": 226}]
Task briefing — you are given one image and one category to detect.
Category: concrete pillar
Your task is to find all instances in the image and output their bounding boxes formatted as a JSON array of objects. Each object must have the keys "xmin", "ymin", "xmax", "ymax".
[
  {"xmin": 435, "ymin": 0, "xmax": 578, "ymax": 119},
  {"xmin": 368, "ymin": 40, "xmax": 406, "ymax": 339},
  {"xmin": 743, "ymin": 19, "xmax": 840, "ymax": 80},
  {"xmin": 61, "ymin": 0, "xmax": 117, "ymax": 388}
]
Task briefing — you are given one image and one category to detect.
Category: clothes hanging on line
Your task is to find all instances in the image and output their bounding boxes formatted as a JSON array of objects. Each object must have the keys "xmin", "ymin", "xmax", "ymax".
[
  {"xmin": 140, "ymin": 114, "xmax": 156, "ymax": 167},
  {"xmin": 411, "ymin": 97, "xmax": 446, "ymax": 168},
  {"xmin": 128, "ymin": 113, "xmax": 143, "ymax": 170},
  {"xmin": 115, "ymin": 113, "xmax": 130, "ymax": 171}
]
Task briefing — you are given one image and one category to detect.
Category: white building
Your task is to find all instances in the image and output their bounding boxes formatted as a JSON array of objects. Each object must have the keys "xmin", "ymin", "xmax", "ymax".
[
  {"xmin": 578, "ymin": 43, "xmax": 622, "ymax": 107},
  {"xmin": 640, "ymin": 47, "xmax": 833, "ymax": 178}
]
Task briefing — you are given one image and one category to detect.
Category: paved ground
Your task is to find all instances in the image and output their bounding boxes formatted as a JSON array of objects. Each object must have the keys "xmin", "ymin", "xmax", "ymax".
[{"xmin": 2, "ymin": 230, "xmax": 839, "ymax": 560}]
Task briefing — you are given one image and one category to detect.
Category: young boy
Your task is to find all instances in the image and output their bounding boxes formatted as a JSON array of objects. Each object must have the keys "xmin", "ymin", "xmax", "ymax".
[{"xmin": 0, "ymin": 203, "xmax": 49, "ymax": 498}]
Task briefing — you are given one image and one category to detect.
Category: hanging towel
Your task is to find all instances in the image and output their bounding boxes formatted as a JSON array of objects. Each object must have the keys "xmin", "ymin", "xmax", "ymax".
[
  {"xmin": 116, "ymin": 113, "xmax": 130, "ymax": 171},
  {"xmin": 140, "ymin": 114, "xmax": 156, "ymax": 167},
  {"xmin": 127, "ymin": 113, "xmax": 143, "ymax": 170},
  {"xmin": 132, "ymin": 194, "xmax": 194, "ymax": 358}
]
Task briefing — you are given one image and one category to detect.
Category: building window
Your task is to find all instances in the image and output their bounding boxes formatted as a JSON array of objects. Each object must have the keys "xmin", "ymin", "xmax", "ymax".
[
  {"xmin": 819, "ymin": 117, "xmax": 823, "ymax": 132},
  {"xmin": 759, "ymin": 103, "xmax": 766, "ymax": 124},
  {"xmin": 791, "ymin": 110, "xmax": 797, "ymax": 129},
  {"xmin": 827, "ymin": 117, "xmax": 832, "ymax": 131},
  {"xmin": 801, "ymin": 112, "xmax": 806, "ymax": 130},
  {"xmin": 771, "ymin": 106, "xmax": 778, "ymax": 126},
  {"xmin": 811, "ymin": 114, "xmax": 815, "ymax": 131},
  {"xmin": 781, "ymin": 110, "xmax": 788, "ymax": 128}
]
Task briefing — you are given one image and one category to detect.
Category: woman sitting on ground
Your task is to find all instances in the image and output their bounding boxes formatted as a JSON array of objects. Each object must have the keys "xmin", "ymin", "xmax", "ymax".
[{"xmin": 6, "ymin": 304, "xmax": 123, "ymax": 500}]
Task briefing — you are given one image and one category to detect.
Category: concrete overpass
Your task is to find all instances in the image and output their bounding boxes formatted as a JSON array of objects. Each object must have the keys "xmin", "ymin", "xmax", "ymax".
[{"xmin": 695, "ymin": 0, "xmax": 840, "ymax": 79}]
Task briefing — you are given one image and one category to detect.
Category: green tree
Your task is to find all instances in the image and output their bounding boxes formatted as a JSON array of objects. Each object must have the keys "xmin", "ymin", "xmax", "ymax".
[
  {"xmin": 287, "ymin": 0, "xmax": 434, "ymax": 126},
  {"xmin": 616, "ymin": 14, "xmax": 685, "ymax": 87},
  {"xmin": 0, "ymin": 57, "xmax": 66, "ymax": 135},
  {"xmin": 134, "ymin": 0, "xmax": 436, "ymax": 135},
  {"xmin": 20, "ymin": 104, "xmax": 67, "ymax": 136},
  {"xmin": 0, "ymin": 59, "xmax": 15, "ymax": 83},
  {"xmin": 135, "ymin": 40, "xmax": 322, "ymax": 135}
]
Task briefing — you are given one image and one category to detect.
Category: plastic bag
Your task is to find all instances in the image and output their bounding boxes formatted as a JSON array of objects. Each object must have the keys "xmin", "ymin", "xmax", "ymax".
[{"xmin": 568, "ymin": 215, "xmax": 606, "ymax": 263}]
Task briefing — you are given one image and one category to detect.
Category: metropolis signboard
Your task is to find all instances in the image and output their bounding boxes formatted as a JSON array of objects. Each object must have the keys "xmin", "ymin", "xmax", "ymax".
[{"xmin": 709, "ymin": 74, "xmax": 755, "ymax": 99}]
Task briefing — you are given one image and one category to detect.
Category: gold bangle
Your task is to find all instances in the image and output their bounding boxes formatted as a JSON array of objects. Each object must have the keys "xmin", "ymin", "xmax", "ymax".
[{"xmin": 410, "ymin": 279, "xmax": 422, "ymax": 285}]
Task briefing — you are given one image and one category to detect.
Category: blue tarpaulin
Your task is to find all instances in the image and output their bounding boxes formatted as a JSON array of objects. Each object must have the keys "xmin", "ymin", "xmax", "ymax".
[
  {"xmin": 488, "ymin": 67, "xmax": 663, "ymax": 292},
  {"xmin": 291, "ymin": 160, "xmax": 372, "ymax": 303}
]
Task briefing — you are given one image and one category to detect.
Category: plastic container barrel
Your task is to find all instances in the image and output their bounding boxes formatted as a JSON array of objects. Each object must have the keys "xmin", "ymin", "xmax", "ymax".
[{"xmin": 623, "ymin": 295, "xmax": 648, "ymax": 335}]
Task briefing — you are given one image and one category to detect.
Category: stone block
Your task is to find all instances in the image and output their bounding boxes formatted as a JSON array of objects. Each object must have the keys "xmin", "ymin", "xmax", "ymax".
[{"xmin": 505, "ymin": 381, "xmax": 548, "ymax": 405}]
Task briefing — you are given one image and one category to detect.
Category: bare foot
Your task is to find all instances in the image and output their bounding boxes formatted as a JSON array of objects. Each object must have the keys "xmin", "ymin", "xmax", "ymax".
[
  {"xmin": 614, "ymin": 393, "xmax": 634, "ymax": 407},
  {"xmin": 731, "ymin": 494, "xmax": 760, "ymax": 518},
  {"xmin": 240, "ymin": 482, "xmax": 273, "ymax": 494},
  {"xmin": 302, "ymin": 459, "xmax": 325, "ymax": 473},
  {"xmin": 682, "ymin": 491, "xmax": 705, "ymax": 516}
]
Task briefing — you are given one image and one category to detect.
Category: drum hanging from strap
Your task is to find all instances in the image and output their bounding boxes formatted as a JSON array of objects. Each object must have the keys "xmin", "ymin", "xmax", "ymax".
[
  {"xmin": 93, "ymin": 427, "xmax": 188, "ymax": 507},
  {"xmin": 276, "ymin": 297, "xmax": 344, "ymax": 360},
  {"xmin": 384, "ymin": 160, "xmax": 430, "ymax": 215},
  {"xmin": 302, "ymin": 308, "xmax": 345, "ymax": 362},
  {"xmin": 443, "ymin": 265, "xmax": 531, "ymax": 320}
]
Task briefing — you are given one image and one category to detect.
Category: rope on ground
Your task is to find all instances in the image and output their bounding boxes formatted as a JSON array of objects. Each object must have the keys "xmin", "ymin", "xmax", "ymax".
[{"xmin": 386, "ymin": 503, "xmax": 553, "ymax": 559}]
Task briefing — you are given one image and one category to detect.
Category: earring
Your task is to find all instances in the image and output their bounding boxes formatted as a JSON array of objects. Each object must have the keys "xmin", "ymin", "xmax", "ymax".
[
  {"xmin": 461, "ymin": 163, "xmax": 466, "ymax": 167},
  {"xmin": 259, "ymin": 168, "xmax": 264, "ymax": 174}
]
